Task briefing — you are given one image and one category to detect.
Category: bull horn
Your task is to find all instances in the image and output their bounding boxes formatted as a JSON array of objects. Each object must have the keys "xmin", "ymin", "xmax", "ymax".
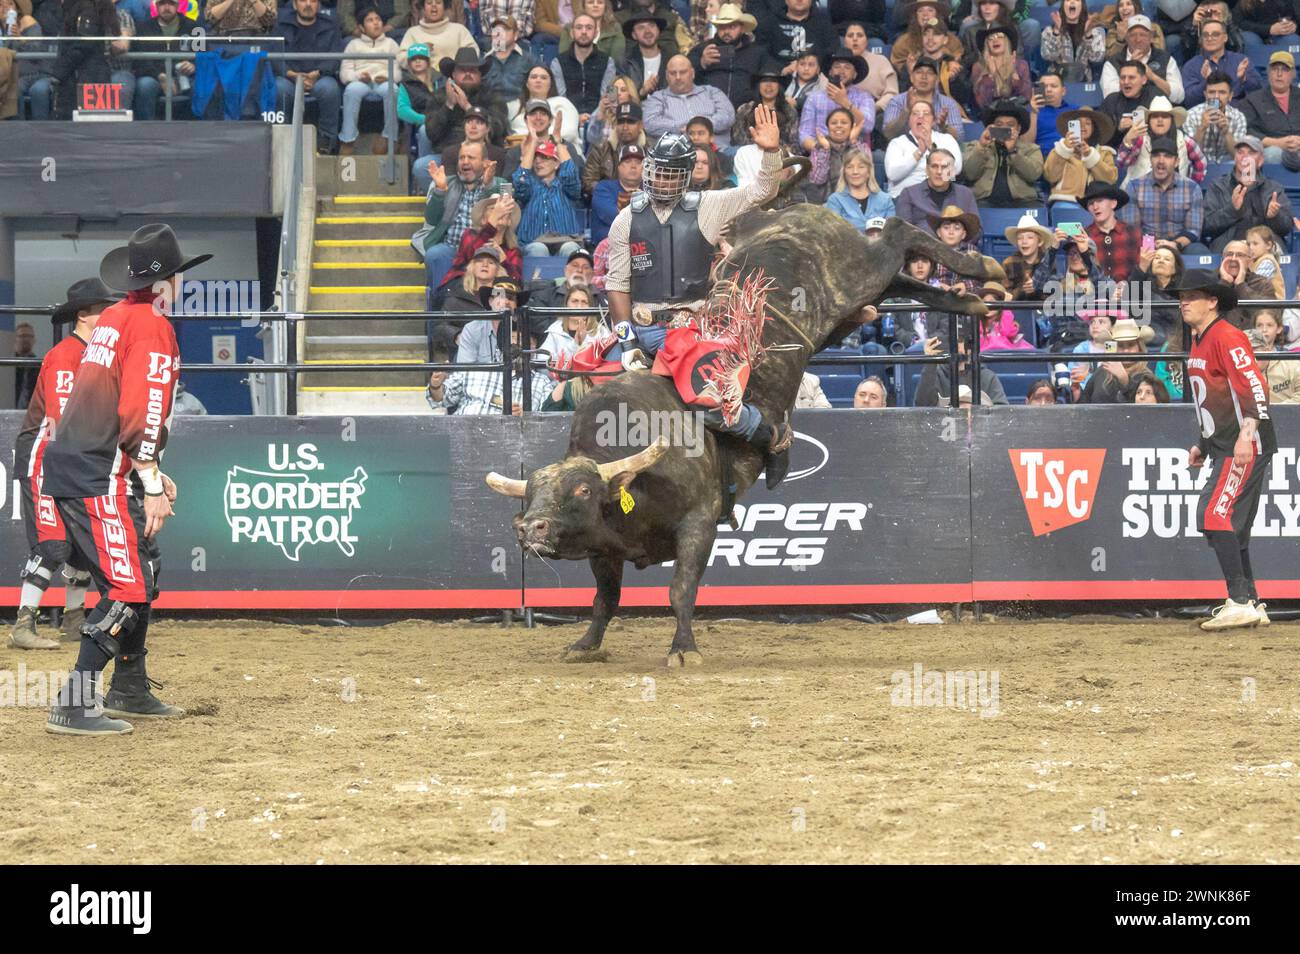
[
  {"xmin": 485, "ymin": 472, "xmax": 527, "ymax": 497},
  {"xmin": 596, "ymin": 435, "xmax": 671, "ymax": 481}
]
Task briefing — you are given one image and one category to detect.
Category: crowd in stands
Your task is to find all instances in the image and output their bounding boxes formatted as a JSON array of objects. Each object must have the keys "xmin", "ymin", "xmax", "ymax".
[{"xmin": 6, "ymin": 0, "xmax": 1300, "ymax": 410}]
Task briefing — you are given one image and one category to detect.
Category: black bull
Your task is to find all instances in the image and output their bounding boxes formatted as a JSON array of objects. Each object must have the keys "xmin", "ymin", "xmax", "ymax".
[{"xmin": 487, "ymin": 210, "xmax": 1003, "ymax": 666}]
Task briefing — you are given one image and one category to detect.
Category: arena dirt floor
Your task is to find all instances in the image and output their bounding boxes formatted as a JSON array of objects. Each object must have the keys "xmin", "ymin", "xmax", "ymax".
[{"xmin": 0, "ymin": 614, "xmax": 1297, "ymax": 864}]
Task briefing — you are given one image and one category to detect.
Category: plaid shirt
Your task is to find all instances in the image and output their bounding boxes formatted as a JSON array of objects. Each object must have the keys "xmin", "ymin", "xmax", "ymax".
[
  {"xmin": 1127, "ymin": 173, "xmax": 1204, "ymax": 245},
  {"xmin": 1086, "ymin": 218, "xmax": 1143, "ymax": 284},
  {"xmin": 1183, "ymin": 103, "xmax": 1248, "ymax": 164},
  {"xmin": 479, "ymin": 0, "xmax": 536, "ymax": 38},
  {"xmin": 446, "ymin": 182, "xmax": 491, "ymax": 248},
  {"xmin": 428, "ymin": 366, "xmax": 554, "ymax": 415},
  {"xmin": 1116, "ymin": 134, "xmax": 1207, "ymax": 184},
  {"xmin": 934, "ymin": 241, "xmax": 981, "ymax": 290}
]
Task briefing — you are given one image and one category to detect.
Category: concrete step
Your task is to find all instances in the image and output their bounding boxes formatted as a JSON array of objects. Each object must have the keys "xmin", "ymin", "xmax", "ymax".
[
  {"xmin": 298, "ymin": 386, "xmax": 432, "ymax": 415},
  {"xmin": 301, "ymin": 367, "xmax": 429, "ymax": 389},
  {"xmin": 315, "ymin": 154, "xmax": 408, "ymax": 196},
  {"xmin": 304, "ymin": 338, "xmax": 426, "ymax": 359},
  {"xmin": 322, "ymin": 195, "xmax": 425, "ymax": 216},
  {"xmin": 314, "ymin": 239, "xmax": 421, "ymax": 263},
  {"xmin": 306, "ymin": 289, "xmax": 425, "ymax": 313},
  {"xmin": 313, "ymin": 217, "xmax": 421, "ymax": 243},
  {"xmin": 304, "ymin": 316, "xmax": 426, "ymax": 339},
  {"xmin": 311, "ymin": 261, "xmax": 425, "ymax": 285}
]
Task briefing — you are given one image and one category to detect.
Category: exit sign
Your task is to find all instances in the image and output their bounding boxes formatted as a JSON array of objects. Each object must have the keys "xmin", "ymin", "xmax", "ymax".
[{"xmin": 79, "ymin": 83, "xmax": 126, "ymax": 111}]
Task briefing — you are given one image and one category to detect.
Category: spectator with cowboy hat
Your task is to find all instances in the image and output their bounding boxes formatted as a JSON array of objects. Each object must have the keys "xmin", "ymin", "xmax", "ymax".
[
  {"xmin": 732, "ymin": 63, "xmax": 801, "ymax": 148},
  {"xmin": 1078, "ymin": 317, "xmax": 1155, "ymax": 402},
  {"xmin": 895, "ymin": 144, "xmax": 978, "ymax": 232},
  {"xmin": 1001, "ymin": 212, "xmax": 1057, "ymax": 300},
  {"xmin": 970, "ymin": 21, "xmax": 1032, "ymax": 116},
  {"xmin": 1116, "ymin": 94, "xmax": 1204, "ymax": 188},
  {"xmin": 690, "ymin": 3, "xmax": 767, "ymax": 109},
  {"xmin": 1082, "ymin": 181, "xmax": 1142, "ymax": 282},
  {"xmin": 927, "ymin": 204, "xmax": 983, "ymax": 292},
  {"xmin": 881, "ymin": 54, "xmax": 964, "ymax": 141},
  {"xmin": 439, "ymin": 193, "xmax": 522, "ymax": 299},
  {"xmin": 798, "ymin": 46, "xmax": 873, "ymax": 153},
  {"xmin": 841, "ymin": 20, "xmax": 899, "ymax": 118},
  {"xmin": 619, "ymin": 10, "xmax": 670, "ymax": 98},
  {"xmin": 1202, "ymin": 134, "xmax": 1294, "ymax": 253},
  {"xmin": 962, "ymin": 98, "xmax": 1043, "ymax": 207},
  {"xmin": 425, "ymin": 47, "xmax": 510, "ymax": 157},
  {"xmin": 1045, "ymin": 105, "xmax": 1119, "ymax": 205},
  {"xmin": 615, "ymin": 0, "xmax": 690, "ymax": 57}
]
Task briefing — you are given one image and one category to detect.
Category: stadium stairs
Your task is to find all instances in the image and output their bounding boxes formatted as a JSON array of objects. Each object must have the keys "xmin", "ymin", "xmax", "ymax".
[{"xmin": 299, "ymin": 145, "xmax": 429, "ymax": 414}]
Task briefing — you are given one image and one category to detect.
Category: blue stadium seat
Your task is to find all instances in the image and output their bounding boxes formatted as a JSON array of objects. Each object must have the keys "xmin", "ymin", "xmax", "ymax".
[
  {"xmin": 964, "ymin": 120, "xmax": 985, "ymax": 142},
  {"xmin": 818, "ymin": 372, "xmax": 865, "ymax": 408},
  {"xmin": 1203, "ymin": 162, "xmax": 1233, "ymax": 188},
  {"xmin": 1277, "ymin": 254, "xmax": 1297, "ymax": 297},
  {"xmin": 1247, "ymin": 41, "xmax": 1300, "ymax": 73},
  {"xmin": 1072, "ymin": 83, "xmax": 1104, "ymax": 108},
  {"xmin": 980, "ymin": 206, "xmax": 1045, "ymax": 259},
  {"xmin": 1048, "ymin": 202, "xmax": 1091, "ymax": 228},
  {"xmin": 1264, "ymin": 163, "xmax": 1300, "ymax": 208},
  {"xmin": 523, "ymin": 255, "xmax": 568, "ymax": 281}
]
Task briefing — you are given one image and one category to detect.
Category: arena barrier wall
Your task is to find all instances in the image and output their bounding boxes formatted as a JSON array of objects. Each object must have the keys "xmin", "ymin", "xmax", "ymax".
[
  {"xmin": 3, "ymin": 407, "xmax": 1300, "ymax": 610},
  {"xmin": 0, "ymin": 124, "xmax": 273, "ymax": 218}
]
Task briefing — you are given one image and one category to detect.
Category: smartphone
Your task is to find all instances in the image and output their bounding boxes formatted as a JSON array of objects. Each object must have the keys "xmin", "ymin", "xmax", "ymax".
[
  {"xmin": 1141, "ymin": 233, "xmax": 1156, "ymax": 252},
  {"xmin": 990, "ymin": 125, "xmax": 1012, "ymax": 142},
  {"xmin": 1059, "ymin": 221, "xmax": 1086, "ymax": 237},
  {"xmin": 1207, "ymin": 97, "xmax": 1222, "ymax": 112},
  {"xmin": 1104, "ymin": 340, "xmax": 1118, "ymax": 353},
  {"xmin": 1067, "ymin": 119, "xmax": 1082, "ymax": 141},
  {"xmin": 1033, "ymin": 81, "xmax": 1045, "ymax": 100}
]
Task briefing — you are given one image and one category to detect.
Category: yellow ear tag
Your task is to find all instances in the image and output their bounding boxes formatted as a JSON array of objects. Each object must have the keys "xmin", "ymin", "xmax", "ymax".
[{"xmin": 619, "ymin": 486, "xmax": 635, "ymax": 514}]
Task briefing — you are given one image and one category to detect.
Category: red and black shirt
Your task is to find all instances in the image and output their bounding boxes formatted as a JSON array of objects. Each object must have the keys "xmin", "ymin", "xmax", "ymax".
[
  {"xmin": 42, "ymin": 292, "xmax": 180, "ymax": 498},
  {"xmin": 1188, "ymin": 317, "xmax": 1278, "ymax": 459},
  {"xmin": 13, "ymin": 332, "xmax": 87, "ymax": 480}
]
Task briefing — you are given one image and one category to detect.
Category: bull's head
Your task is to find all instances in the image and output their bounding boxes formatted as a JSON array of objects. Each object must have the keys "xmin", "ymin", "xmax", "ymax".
[{"xmin": 486, "ymin": 437, "xmax": 670, "ymax": 559}]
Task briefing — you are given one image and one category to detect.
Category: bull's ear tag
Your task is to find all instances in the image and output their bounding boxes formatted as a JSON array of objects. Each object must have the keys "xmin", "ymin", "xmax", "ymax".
[{"xmin": 619, "ymin": 486, "xmax": 636, "ymax": 514}]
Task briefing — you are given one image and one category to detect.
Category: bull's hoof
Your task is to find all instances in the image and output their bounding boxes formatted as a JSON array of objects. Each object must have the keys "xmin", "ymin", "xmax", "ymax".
[
  {"xmin": 563, "ymin": 648, "xmax": 609, "ymax": 663},
  {"xmin": 665, "ymin": 650, "xmax": 704, "ymax": 668}
]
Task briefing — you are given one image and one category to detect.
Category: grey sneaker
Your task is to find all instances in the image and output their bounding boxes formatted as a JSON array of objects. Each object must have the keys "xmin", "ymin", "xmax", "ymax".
[
  {"xmin": 46, "ymin": 705, "xmax": 134, "ymax": 736},
  {"xmin": 9, "ymin": 607, "xmax": 59, "ymax": 650}
]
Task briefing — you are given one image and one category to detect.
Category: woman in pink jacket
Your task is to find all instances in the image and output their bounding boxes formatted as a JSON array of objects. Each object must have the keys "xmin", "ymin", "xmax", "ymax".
[{"xmin": 978, "ymin": 281, "xmax": 1034, "ymax": 351}]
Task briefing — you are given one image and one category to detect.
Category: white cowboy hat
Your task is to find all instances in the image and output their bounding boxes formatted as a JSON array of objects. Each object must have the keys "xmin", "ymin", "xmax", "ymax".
[
  {"xmin": 1145, "ymin": 95, "xmax": 1187, "ymax": 127},
  {"xmin": 1003, "ymin": 212, "xmax": 1057, "ymax": 248},
  {"xmin": 710, "ymin": 2, "xmax": 757, "ymax": 31}
]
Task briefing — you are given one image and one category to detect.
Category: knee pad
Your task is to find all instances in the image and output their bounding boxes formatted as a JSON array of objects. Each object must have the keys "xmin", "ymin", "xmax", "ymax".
[
  {"xmin": 20, "ymin": 552, "xmax": 60, "ymax": 590},
  {"xmin": 80, "ymin": 601, "xmax": 140, "ymax": 664},
  {"xmin": 62, "ymin": 567, "xmax": 92, "ymax": 588}
]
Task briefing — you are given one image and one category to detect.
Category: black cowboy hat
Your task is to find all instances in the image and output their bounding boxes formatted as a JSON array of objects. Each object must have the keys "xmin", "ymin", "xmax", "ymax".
[
  {"xmin": 622, "ymin": 11, "xmax": 668, "ymax": 39},
  {"xmin": 1054, "ymin": 106, "xmax": 1115, "ymax": 147},
  {"xmin": 984, "ymin": 98, "xmax": 1029, "ymax": 133},
  {"xmin": 51, "ymin": 277, "xmax": 123, "ymax": 325},
  {"xmin": 440, "ymin": 46, "xmax": 492, "ymax": 79},
  {"xmin": 100, "ymin": 224, "xmax": 212, "ymax": 291},
  {"xmin": 478, "ymin": 277, "xmax": 531, "ymax": 309},
  {"xmin": 1164, "ymin": 269, "xmax": 1238, "ymax": 312},
  {"xmin": 1081, "ymin": 181, "xmax": 1129, "ymax": 211},
  {"xmin": 751, "ymin": 62, "xmax": 786, "ymax": 87},
  {"xmin": 824, "ymin": 46, "xmax": 869, "ymax": 85},
  {"xmin": 976, "ymin": 23, "xmax": 1018, "ymax": 54}
]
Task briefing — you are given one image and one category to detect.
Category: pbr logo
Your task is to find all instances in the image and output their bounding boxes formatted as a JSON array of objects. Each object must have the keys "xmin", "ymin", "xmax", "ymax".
[
  {"xmin": 223, "ymin": 443, "xmax": 368, "ymax": 561},
  {"xmin": 1009, "ymin": 449, "xmax": 1106, "ymax": 535}
]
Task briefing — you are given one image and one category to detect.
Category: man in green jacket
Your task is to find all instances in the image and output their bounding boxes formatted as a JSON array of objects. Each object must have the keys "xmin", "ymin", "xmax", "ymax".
[
  {"xmin": 411, "ymin": 140, "xmax": 509, "ymax": 303},
  {"xmin": 961, "ymin": 99, "xmax": 1044, "ymax": 208}
]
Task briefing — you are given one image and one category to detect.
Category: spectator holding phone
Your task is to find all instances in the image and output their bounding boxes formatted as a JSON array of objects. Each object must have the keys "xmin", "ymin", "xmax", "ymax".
[
  {"xmin": 797, "ymin": 46, "xmax": 872, "ymax": 153},
  {"xmin": 1045, "ymin": 106, "xmax": 1119, "ymax": 204},
  {"xmin": 1202, "ymin": 135, "xmax": 1293, "ymax": 252},
  {"xmin": 1126, "ymin": 136, "xmax": 1206, "ymax": 252},
  {"xmin": 1184, "ymin": 71, "xmax": 1247, "ymax": 163},
  {"xmin": 1116, "ymin": 95, "xmax": 1205, "ymax": 188},
  {"xmin": 961, "ymin": 98, "xmax": 1043, "ymax": 207},
  {"xmin": 1235, "ymin": 0, "xmax": 1300, "ymax": 57},
  {"xmin": 1098, "ymin": 59, "xmax": 1158, "ymax": 148},
  {"xmin": 1034, "ymin": 226, "xmax": 1106, "ymax": 348},
  {"xmin": 1031, "ymin": 73, "xmax": 1076, "ymax": 156}
]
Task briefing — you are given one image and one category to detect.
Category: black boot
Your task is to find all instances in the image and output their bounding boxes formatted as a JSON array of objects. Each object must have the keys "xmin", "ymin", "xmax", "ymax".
[
  {"xmin": 103, "ymin": 650, "xmax": 185, "ymax": 719},
  {"xmin": 750, "ymin": 418, "xmax": 794, "ymax": 490}
]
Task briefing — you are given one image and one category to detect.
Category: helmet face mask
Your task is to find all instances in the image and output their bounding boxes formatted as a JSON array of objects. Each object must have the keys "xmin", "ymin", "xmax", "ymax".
[{"xmin": 642, "ymin": 132, "xmax": 695, "ymax": 204}]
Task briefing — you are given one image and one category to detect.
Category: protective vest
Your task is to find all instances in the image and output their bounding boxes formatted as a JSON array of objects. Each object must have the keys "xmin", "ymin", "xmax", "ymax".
[{"xmin": 628, "ymin": 193, "xmax": 714, "ymax": 304}]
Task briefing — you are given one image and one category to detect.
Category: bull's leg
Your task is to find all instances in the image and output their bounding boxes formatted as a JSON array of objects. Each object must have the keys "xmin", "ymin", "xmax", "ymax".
[
  {"xmin": 882, "ymin": 274, "xmax": 989, "ymax": 317},
  {"xmin": 665, "ymin": 515, "xmax": 715, "ymax": 668},
  {"xmin": 882, "ymin": 219, "xmax": 1006, "ymax": 285},
  {"xmin": 564, "ymin": 554, "xmax": 623, "ymax": 663}
]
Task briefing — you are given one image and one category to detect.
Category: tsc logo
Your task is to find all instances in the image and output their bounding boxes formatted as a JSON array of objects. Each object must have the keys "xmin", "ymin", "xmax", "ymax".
[
  {"xmin": 1009, "ymin": 449, "xmax": 1107, "ymax": 536},
  {"xmin": 1229, "ymin": 346, "xmax": 1252, "ymax": 371},
  {"xmin": 55, "ymin": 370, "xmax": 75, "ymax": 394},
  {"xmin": 146, "ymin": 352, "xmax": 174, "ymax": 385}
]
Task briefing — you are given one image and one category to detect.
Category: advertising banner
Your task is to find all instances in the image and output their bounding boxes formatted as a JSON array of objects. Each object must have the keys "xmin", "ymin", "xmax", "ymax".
[
  {"xmin": 520, "ymin": 409, "xmax": 976, "ymax": 607},
  {"xmin": 2, "ymin": 414, "xmax": 524, "ymax": 609},
  {"xmin": 971, "ymin": 405, "xmax": 1300, "ymax": 600}
]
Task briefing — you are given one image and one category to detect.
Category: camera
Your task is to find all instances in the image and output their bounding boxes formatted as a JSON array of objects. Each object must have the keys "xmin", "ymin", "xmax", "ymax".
[{"xmin": 989, "ymin": 126, "xmax": 1012, "ymax": 143}]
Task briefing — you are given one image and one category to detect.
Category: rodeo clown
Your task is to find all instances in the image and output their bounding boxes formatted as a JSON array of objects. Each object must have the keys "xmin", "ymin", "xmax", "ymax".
[
  {"xmin": 600, "ymin": 103, "xmax": 795, "ymax": 488},
  {"xmin": 10, "ymin": 278, "xmax": 121, "ymax": 651},
  {"xmin": 42, "ymin": 224, "xmax": 204, "ymax": 736}
]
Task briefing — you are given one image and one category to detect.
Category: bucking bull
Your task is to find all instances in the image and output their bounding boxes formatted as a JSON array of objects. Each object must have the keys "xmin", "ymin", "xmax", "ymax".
[{"xmin": 487, "ymin": 210, "xmax": 1003, "ymax": 666}]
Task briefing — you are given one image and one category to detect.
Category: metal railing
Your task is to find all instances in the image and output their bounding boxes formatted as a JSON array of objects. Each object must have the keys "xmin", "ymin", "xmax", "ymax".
[
  {"xmin": 7, "ymin": 299, "xmax": 1300, "ymax": 414},
  {"xmin": 8, "ymin": 38, "xmax": 399, "ymax": 183}
]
